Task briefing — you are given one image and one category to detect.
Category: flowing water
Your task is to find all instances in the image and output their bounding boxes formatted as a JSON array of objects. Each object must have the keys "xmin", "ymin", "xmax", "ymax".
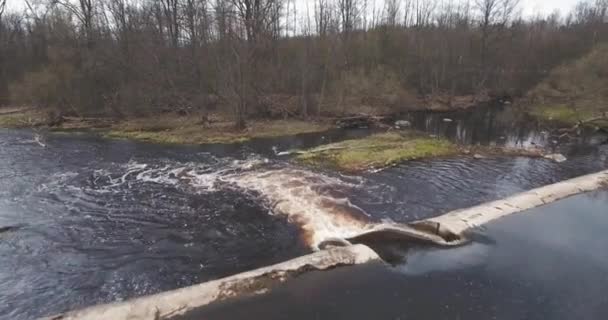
[{"xmin": 1, "ymin": 107, "xmax": 607, "ymax": 319}]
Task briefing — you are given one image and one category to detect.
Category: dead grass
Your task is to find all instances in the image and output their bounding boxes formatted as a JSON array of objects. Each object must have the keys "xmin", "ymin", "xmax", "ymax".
[
  {"xmin": 525, "ymin": 44, "xmax": 608, "ymax": 128},
  {"xmin": 0, "ymin": 109, "xmax": 47, "ymax": 128},
  {"xmin": 0, "ymin": 107, "xmax": 331, "ymax": 144},
  {"xmin": 106, "ymin": 117, "xmax": 331, "ymax": 144}
]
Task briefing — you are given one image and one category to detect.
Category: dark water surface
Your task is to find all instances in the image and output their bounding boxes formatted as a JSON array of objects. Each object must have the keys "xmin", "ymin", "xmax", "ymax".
[
  {"xmin": 0, "ymin": 109, "xmax": 607, "ymax": 319},
  {"xmin": 177, "ymin": 191, "xmax": 608, "ymax": 320}
]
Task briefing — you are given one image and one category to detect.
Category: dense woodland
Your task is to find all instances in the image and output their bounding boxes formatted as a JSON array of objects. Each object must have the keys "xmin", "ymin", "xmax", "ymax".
[{"xmin": 0, "ymin": 0, "xmax": 607, "ymax": 126}]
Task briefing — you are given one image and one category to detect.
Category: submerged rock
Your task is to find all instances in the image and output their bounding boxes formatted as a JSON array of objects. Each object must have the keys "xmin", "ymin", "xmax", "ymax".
[
  {"xmin": 0, "ymin": 224, "xmax": 24, "ymax": 234},
  {"xmin": 473, "ymin": 154, "xmax": 486, "ymax": 160},
  {"xmin": 544, "ymin": 153, "xmax": 567, "ymax": 163}
]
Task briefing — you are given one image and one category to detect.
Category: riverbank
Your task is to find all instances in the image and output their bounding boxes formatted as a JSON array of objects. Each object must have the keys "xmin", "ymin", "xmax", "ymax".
[
  {"xmin": 106, "ymin": 117, "xmax": 331, "ymax": 144},
  {"xmin": 1, "ymin": 106, "xmax": 566, "ymax": 172},
  {"xmin": 0, "ymin": 108, "xmax": 332, "ymax": 144},
  {"xmin": 523, "ymin": 44, "xmax": 608, "ymax": 130}
]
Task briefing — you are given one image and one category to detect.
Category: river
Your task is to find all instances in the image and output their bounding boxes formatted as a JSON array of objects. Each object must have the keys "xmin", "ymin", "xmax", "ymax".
[{"xmin": 1, "ymin": 107, "xmax": 607, "ymax": 319}]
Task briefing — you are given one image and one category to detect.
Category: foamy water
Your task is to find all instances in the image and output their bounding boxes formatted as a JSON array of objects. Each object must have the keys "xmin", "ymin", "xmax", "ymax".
[
  {"xmin": 227, "ymin": 168, "xmax": 375, "ymax": 248},
  {"xmin": 100, "ymin": 158, "xmax": 377, "ymax": 249}
]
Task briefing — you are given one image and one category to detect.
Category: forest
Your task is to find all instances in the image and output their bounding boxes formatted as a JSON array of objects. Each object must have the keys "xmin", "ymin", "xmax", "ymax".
[{"xmin": 0, "ymin": 0, "xmax": 607, "ymax": 127}]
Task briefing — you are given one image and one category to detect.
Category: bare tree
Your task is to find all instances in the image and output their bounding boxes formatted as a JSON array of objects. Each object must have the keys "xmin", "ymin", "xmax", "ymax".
[
  {"xmin": 1, "ymin": 0, "xmax": 603, "ymax": 123},
  {"xmin": 413, "ymin": 0, "xmax": 436, "ymax": 27},
  {"xmin": 314, "ymin": 0, "xmax": 330, "ymax": 36},
  {"xmin": 52, "ymin": 0, "xmax": 96, "ymax": 46},
  {"xmin": 160, "ymin": 0, "xmax": 180, "ymax": 47},
  {"xmin": 229, "ymin": 0, "xmax": 278, "ymax": 41},
  {"xmin": 384, "ymin": 0, "xmax": 400, "ymax": 26},
  {"xmin": 0, "ymin": 0, "xmax": 6, "ymax": 22},
  {"xmin": 338, "ymin": 0, "xmax": 360, "ymax": 34},
  {"xmin": 474, "ymin": 0, "xmax": 520, "ymax": 85}
]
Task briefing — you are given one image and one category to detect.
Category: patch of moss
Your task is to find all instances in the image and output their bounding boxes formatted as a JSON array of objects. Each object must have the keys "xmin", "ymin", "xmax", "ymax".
[{"xmin": 296, "ymin": 132, "xmax": 457, "ymax": 172}]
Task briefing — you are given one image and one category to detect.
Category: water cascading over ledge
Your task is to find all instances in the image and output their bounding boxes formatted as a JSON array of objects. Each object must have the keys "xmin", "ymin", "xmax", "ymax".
[{"xmin": 48, "ymin": 170, "xmax": 608, "ymax": 320}]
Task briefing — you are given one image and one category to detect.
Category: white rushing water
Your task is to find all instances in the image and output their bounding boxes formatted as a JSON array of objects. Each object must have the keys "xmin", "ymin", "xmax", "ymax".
[{"xmin": 104, "ymin": 157, "xmax": 377, "ymax": 249}]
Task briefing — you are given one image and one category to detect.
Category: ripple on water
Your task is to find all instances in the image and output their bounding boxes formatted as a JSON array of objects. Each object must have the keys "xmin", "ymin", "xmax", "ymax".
[{"xmin": 0, "ymin": 128, "xmax": 607, "ymax": 319}]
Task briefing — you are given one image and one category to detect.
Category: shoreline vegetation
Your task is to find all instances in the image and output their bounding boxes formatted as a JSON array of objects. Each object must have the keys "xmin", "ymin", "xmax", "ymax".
[
  {"xmin": 2, "ymin": 0, "xmax": 606, "ymax": 132},
  {"xmin": 293, "ymin": 132, "xmax": 552, "ymax": 172},
  {"xmin": 0, "ymin": 107, "xmax": 572, "ymax": 172},
  {"xmin": 0, "ymin": 108, "xmax": 332, "ymax": 144},
  {"xmin": 105, "ymin": 118, "xmax": 331, "ymax": 144},
  {"xmin": 295, "ymin": 132, "xmax": 457, "ymax": 172},
  {"xmin": 523, "ymin": 44, "xmax": 608, "ymax": 130}
]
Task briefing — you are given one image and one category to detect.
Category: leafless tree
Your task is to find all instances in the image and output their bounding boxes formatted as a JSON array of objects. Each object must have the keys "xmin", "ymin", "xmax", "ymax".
[
  {"xmin": 0, "ymin": 0, "xmax": 6, "ymax": 22},
  {"xmin": 314, "ymin": 0, "xmax": 331, "ymax": 36},
  {"xmin": 1, "ymin": 0, "xmax": 605, "ymax": 121},
  {"xmin": 384, "ymin": 0, "xmax": 400, "ymax": 26},
  {"xmin": 338, "ymin": 0, "xmax": 360, "ymax": 34},
  {"xmin": 413, "ymin": 0, "xmax": 436, "ymax": 27},
  {"xmin": 52, "ymin": 0, "xmax": 96, "ymax": 46}
]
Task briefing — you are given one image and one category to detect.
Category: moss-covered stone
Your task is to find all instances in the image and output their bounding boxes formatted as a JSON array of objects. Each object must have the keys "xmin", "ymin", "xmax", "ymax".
[{"xmin": 296, "ymin": 132, "xmax": 457, "ymax": 172}]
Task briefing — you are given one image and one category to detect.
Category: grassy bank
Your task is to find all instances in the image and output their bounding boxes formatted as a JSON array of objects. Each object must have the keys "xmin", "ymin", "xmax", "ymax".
[
  {"xmin": 106, "ymin": 117, "xmax": 331, "ymax": 144},
  {"xmin": 295, "ymin": 132, "xmax": 457, "ymax": 172},
  {"xmin": 525, "ymin": 44, "xmax": 608, "ymax": 129},
  {"xmin": 0, "ymin": 107, "xmax": 331, "ymax": 144},
  {"xmin": 0, "ymin": 109, "xmax": 45, "ymax": 128}
]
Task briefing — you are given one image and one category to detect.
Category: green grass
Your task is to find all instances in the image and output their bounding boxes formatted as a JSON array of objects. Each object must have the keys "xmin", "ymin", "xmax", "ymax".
[{"xmin": 296, "ymin": 132, "xmax": 457, "ymax": 172}]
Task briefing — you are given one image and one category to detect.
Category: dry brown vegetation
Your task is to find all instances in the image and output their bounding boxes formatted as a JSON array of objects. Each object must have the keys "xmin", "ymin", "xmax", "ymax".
[
  {"xmin": 524, "ymin": 43, "xmax": 608, "ymax": 128},
  {"xmin": 0, "ymin": 0, "xmax": 607, "ymax": 127},
  {"xmin": 105, "ymin": 116, "xmax": 331, "ymax": 144}
]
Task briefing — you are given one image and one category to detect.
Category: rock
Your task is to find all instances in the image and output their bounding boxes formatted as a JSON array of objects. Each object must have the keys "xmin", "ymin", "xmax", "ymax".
[
  {"xmin": 318, "ymin": 238, "xmax": 353, "ymax": 250},
  {"xmin": 462, "ymin": 149, "xmax": 471, "ymax": 155},
  {"xmin": 544, "ymin": 153, "xmax": 567, "ymax": 163},
  {"xmin": 394, "ymin": 120, "xmax": 411, "ymax": 129},
  {"xmin": 473, "ymin": 154, "xmax": 485, "ymax": 159},
  {"xmin": 443, "ymin": 118, "xmax": 453, "ymax": 123}
]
